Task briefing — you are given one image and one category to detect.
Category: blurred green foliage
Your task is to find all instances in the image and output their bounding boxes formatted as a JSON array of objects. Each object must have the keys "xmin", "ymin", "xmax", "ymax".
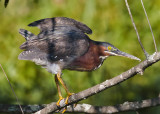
[{"xmin": 0, "ymin": 0, "xmax": 160, "ymax": 114}]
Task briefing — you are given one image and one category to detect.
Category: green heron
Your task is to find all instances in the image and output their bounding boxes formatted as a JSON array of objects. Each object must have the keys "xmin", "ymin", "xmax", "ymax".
[{"xmin": 18, "ymin": 17, "xmax": 140, "ymax": 107}]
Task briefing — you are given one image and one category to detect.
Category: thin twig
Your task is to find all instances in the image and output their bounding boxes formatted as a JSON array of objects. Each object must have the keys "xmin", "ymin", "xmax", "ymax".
[
  {"xmin": 140, "ymin": 0, "xmax": 158, "ymax": 52},
  {"xmin": 0, "ymin": 64, "xmax": 24, "ymax": 114},
  {"xmin": 125, "ymin": 0, "xmax": 149, "ymax": 58},
  {"xmin": 35, "ymin": 52, "xmax": 160, "ymax": 114}
]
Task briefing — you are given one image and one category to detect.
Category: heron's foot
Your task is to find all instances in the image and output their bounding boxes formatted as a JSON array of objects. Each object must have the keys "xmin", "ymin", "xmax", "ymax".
[
  {"xmin": 57, "ymin": 93, "xmax": 74, "ymax": 113},
  {"xmin": 65, "ymin": 92, "xmax": 74, "ymax": 104},
  {"xmin": 56, "ymin": 96, "xmax": 64, "ymax": 106},
  {"xmin": 61, "ymin": 93, "xmax": 74, "ymax": 113},
  {"xmin": 61, "ymin": 101, "xmax": 77, "ymax": 114}
]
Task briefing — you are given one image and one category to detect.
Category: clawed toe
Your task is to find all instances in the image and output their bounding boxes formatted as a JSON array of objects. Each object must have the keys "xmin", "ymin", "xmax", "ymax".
[
  {"xmin": 65, "ymin": 92, "xmax": 74, "ymax": 104},
  {"xmin": 56, "ymin": 96, "xmax": 64, "ymax": 106}
]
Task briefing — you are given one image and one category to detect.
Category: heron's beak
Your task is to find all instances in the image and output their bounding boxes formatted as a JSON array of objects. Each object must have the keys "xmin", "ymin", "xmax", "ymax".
[{"xmin": 106, "ymin": 49, "xmax": 141, "ymax": 61}]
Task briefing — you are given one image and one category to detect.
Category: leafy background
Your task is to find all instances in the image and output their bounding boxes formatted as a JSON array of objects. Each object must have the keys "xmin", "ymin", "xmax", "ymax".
[{"xmin": 0, "ymin": 0, "xmax": 160, "ymax": 114}]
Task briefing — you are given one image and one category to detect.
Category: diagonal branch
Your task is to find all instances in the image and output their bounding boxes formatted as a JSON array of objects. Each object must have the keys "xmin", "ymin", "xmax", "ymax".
[
  {"xmin": 34, "ymin": 52, "xmax": 160, "ymax": 114},
  {"xmin": 125, "ymin": 0, "xmax": 149, "ymax": 58},
  {"xmin": 0, "ymin": 96, "xmax": 160, "ymax": 113}
]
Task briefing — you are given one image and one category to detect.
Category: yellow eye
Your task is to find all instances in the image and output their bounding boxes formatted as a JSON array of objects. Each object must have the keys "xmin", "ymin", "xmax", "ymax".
[{"xmin": 108, "ymin": 46, "xmax": 112, "ymax": 51}]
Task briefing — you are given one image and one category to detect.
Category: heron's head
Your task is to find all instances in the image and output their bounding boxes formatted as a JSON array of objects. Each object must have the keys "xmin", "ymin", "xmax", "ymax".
[{"xmin": 98, "ymin": 42, "xmax": 141, "ymax": 61}]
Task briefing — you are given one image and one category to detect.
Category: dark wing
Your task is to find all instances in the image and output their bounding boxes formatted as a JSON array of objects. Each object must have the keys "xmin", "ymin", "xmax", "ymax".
[
  {"xmin": 28, "ymin": 17, "xmax": 92, "ymax": 34},
  {"xmin": 19, "ymin": 17, "xmax": 91, "ymax": 66},
  {"xmin": 18, "ymin": 30, "xmax": 89, "ymax": 66}
]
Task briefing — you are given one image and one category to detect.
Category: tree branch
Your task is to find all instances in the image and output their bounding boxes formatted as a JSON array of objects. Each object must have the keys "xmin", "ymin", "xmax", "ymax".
[
  {"xmin": 33, "ymin": 52, "xmax": 160, "ymax": 114},
  {"xmin": 66, "ymin": 97, "xmax": 160, "ymax": 113},
  {"xmin": 0, "ymin": 53, "xmax": 159, "ymax": 114},
  {"xmin": 0, "ymin": 96, "xmax": 160, "ymax": 113}
]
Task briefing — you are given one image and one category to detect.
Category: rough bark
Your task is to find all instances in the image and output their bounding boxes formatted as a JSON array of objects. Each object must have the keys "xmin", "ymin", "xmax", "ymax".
[{"xmin": 0, "ymin": 96, "xmax": 160, "ymax": 113}]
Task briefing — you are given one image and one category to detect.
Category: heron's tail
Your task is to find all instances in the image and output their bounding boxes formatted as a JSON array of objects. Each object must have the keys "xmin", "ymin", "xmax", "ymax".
[{"xmin": 19, "ymin": 29, "xmax": 36, "ymax": 40}]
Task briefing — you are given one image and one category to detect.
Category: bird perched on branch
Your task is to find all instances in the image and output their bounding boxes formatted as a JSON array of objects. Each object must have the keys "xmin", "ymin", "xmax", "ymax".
[{"xmin": 18, "ymin": 17, "xmax": 140, "ymax": 108}]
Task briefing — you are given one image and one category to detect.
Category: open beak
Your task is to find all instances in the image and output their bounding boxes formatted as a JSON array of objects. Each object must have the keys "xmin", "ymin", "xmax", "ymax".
[{"xmin": 106, "ymin": 50, "xmax": 141, "ymax": 61}]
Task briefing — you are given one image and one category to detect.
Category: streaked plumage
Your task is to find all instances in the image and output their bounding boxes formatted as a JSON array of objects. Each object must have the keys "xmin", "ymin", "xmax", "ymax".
[{"xmin": 19, "ymin": 17, "xmax": 92, "ymax": 74}]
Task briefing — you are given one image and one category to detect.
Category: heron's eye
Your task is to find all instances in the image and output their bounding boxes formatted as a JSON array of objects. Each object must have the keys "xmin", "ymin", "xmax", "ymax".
[{"xmin": 107, "ymin": 46, "xmax": 112, "ymax": 51}]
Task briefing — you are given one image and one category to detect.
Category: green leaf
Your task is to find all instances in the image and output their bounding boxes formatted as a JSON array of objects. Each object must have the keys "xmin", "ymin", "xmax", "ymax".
[{"xmin": 4, "ymin": 0, "xmax": 9, "ymax": 8}]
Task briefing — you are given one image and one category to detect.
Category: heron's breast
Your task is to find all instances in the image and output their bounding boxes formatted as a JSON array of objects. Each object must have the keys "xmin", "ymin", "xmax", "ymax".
[{"xmin": 66, "ymin": 42, "xmax": 104, "ymax": 71}]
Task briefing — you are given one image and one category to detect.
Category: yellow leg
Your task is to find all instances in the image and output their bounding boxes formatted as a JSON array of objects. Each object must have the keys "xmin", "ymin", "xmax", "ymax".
[
  {"xmin": 62, "ymin": 108, "xmax": 67, "ymax": 114},
  {"xmin": 55, "ymin": 74, "xmax": 64, "ymax": 106},
  {"xmin": 57, "ymin": 73, "xmax": 74, "ymax": 104}
]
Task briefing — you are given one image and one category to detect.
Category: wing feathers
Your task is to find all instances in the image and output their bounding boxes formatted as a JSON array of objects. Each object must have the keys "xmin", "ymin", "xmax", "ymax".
[
  {"xmin": 28, "ymin": 17, "xmax": 92, "ymax": 34},
  {"xmin": 18, "ymin": 49, "xmax": 48, "ymax": 65},
  {"xmin": 19, "ymin": 29, "xmax": 36, "ymax": 40},
  {"xmin": 19, "ymin": 17, "xmax": 90, "ymax": 66}
]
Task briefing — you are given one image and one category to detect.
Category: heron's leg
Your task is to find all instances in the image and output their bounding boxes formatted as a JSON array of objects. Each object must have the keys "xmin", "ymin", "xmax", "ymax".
[
  {"xmin": 55, "ymin": 74, "xmax": 64, "ymax": 106},
  {"xmin": 57, "ymin": 73, "xmax": 73, "ymax": 104}
]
